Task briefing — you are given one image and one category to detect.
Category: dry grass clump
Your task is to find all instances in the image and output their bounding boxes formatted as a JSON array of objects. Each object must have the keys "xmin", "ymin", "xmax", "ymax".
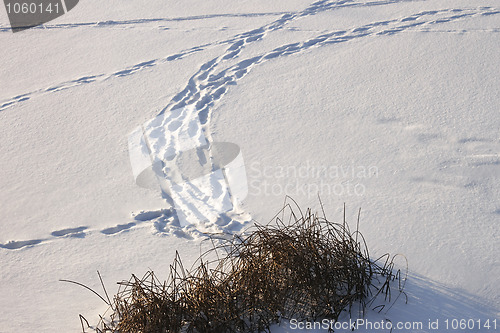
[{"xmin": 75, "ymin": 200, "xmax": 406, "ymax": 332}]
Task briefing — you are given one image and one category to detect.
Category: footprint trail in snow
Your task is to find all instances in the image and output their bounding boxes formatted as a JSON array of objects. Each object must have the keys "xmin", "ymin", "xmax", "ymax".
[{"xmin": 2, "ymin": 0, "xmax": 499, "ymax": 244}]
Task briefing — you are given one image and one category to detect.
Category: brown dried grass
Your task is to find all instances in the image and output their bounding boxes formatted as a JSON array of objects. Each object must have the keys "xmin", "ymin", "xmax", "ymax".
[{"xmin": 71, "ymin": 199, "xmax": 407, "ymax": 332}]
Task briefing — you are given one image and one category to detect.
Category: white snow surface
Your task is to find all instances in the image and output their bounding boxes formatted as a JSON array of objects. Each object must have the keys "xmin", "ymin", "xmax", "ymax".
[{"xmin": 1, "ymin": 0, "xmax": 499, "ymax": 331}]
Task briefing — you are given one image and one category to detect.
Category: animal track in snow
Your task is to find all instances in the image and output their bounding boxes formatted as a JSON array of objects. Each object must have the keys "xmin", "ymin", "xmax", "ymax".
[
  {"xmin": 51, "ymin": 226, "xmax": 88, "ymax": 238},
  {"xmin": 0, "ymin": 12, "xmax": 293, "ymax": 33},
  {"xmin": 0, "ymin": 239, "xmax": 44, "ymax": 250},
  {"xmin": 0, "ymin": 225, "xmax": 89, "ymax": 250},
  {"xmin": 376, "ymin": 117, "xmax": 500, "ymax": 190},
  {"xmin": 100, "ymin": 222, "xmax": 137, "ymax": 235}
]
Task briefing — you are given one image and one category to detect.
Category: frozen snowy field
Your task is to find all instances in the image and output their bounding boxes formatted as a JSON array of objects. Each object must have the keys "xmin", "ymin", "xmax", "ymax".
[{"xmin": 0, "ymin": 0, "xmax": 499, "ymax": 331}]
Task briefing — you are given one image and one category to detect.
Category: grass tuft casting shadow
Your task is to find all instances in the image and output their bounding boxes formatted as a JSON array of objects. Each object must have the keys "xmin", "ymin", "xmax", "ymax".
[{"xmin": 73, "ymin": 198, "xmax": 407, "ymax": 332}]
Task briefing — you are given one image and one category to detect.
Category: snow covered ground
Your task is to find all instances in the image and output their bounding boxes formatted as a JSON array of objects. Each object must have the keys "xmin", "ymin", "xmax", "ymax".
[{"xmin": 0, "ymin": 0, "xmax": 499, "ymax": 331}]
